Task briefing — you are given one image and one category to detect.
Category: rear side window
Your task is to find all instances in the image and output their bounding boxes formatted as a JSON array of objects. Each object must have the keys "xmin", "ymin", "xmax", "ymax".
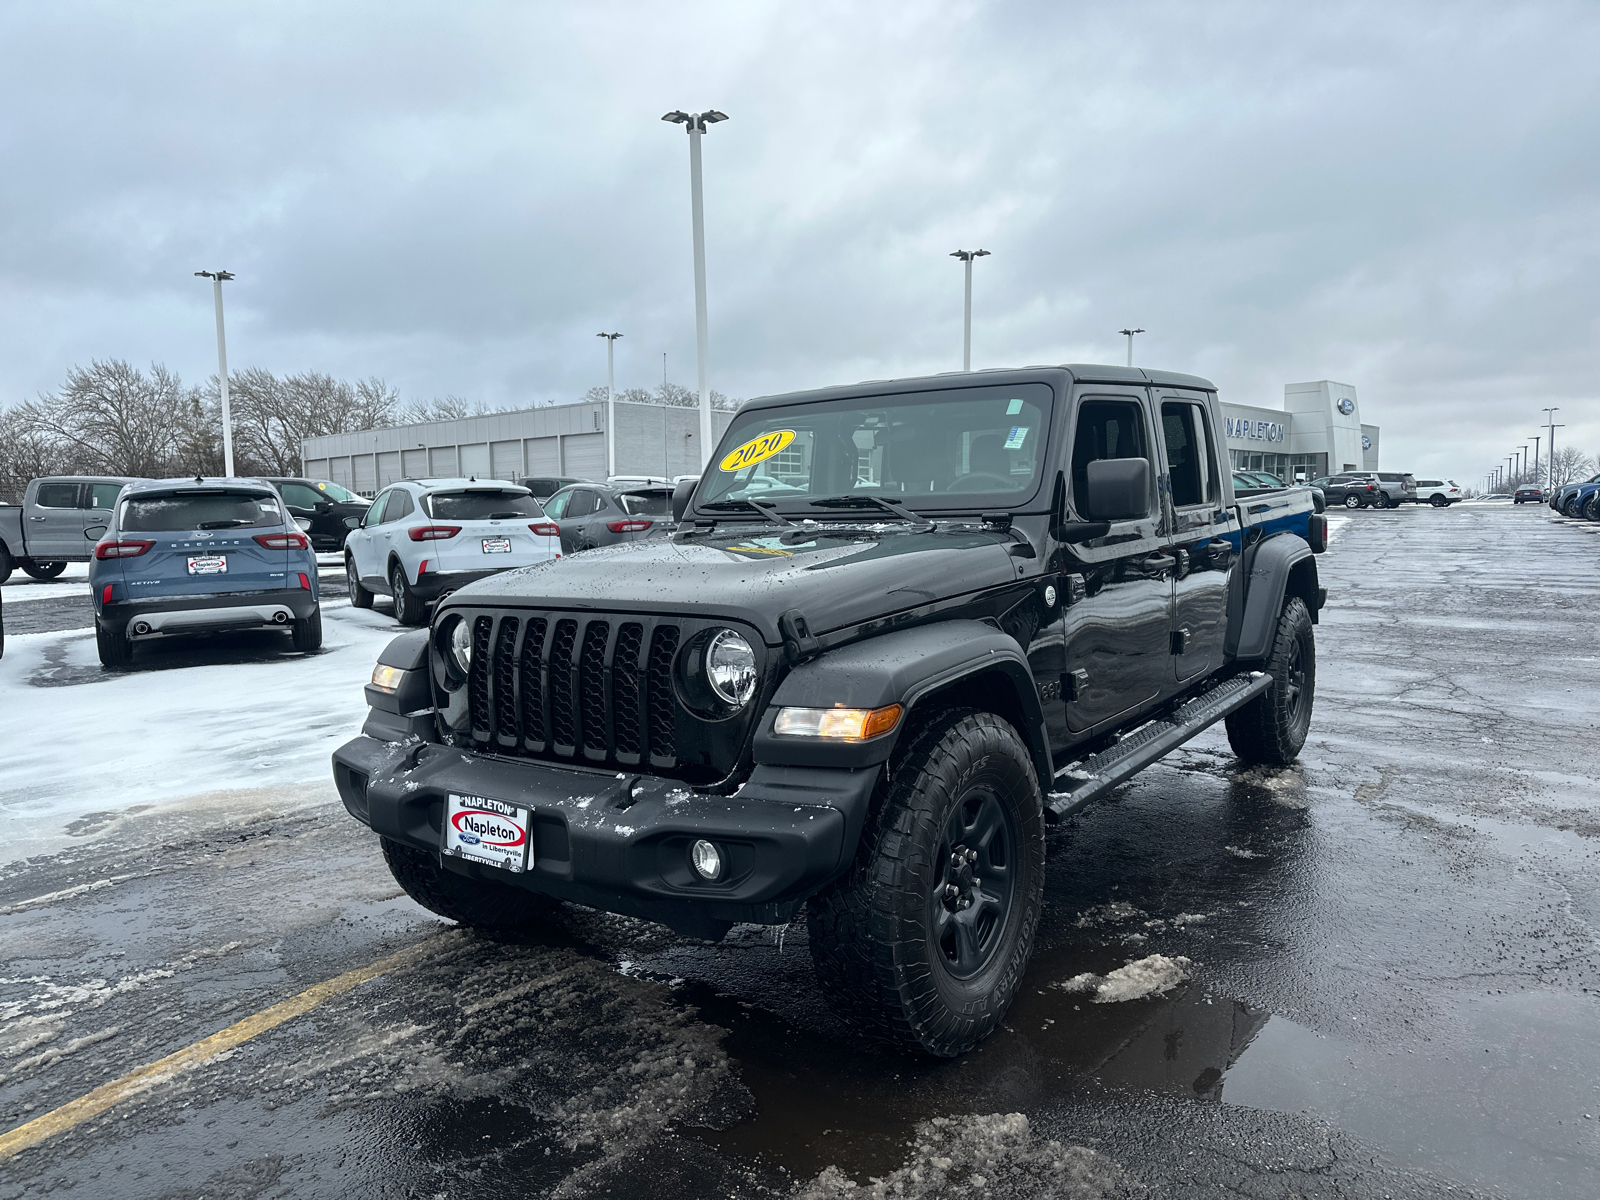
[
  {"xmin": 1161, "ymin": 402, "xmax": 1218, "ymax": 509},
  {"xmin": 89, "ymin": 483, "xmax": 123, "ymax": 509},
  {"xmin": 1071, "ymin": 399, "xmax": 1150, "ymax": 506},
  {"xmin": 386, "ymin": 490, "xmax": 416, "ymax": 522},
  {"xmin": 424, "ymin": 490, "xmax": 542, "ymax": 520},
  {"xmin": 619, "ymin": 491, "xmax": 672, "ymax": 516},
  {"xmin": 34, "ymin": 483, "xmax": 79, "ymax": 508},
  {"xmin": 564, "ymin": 490, "xmax": 602, "ymax": 518},
  {"xmin": 121, "ymin": 491, "xmax": 284, "ymax": 532}
]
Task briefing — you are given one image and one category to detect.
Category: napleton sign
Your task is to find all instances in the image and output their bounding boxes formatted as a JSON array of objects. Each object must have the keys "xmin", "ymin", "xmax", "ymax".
[{"xmin": 1224, "ymin": 417, "xmax": 1285, "ymax": 443}]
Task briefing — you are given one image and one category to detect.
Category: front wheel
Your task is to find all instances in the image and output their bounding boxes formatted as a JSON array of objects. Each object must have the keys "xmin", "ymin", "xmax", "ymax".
[
  {"xmin": 1564, "ymin": 497, "xmax": 1581, "ymax": 517},
  {"xmin": 381, "ymin": 837, "xmax": 555, "ymax": 928},
  {"xmin": 391, "ymin": 562, "xmax": 425, "ymax": 626},
  {"xmin": 808, "ymin": 710, "xmax": 1046, "ymax": 1057},
  {"xmin": 95, "ymin": 619, "xmax": 133, "ymax": 668},
  {"xmin": 1583, "ymin": 494, "xmax": 1600, "ymax": 522},
  {"xmin": 1343, "ymin": 495, "xmax": 1362, "ymax": 509},
  {"xmin": 1226, "ymin": 596, "xmax": 1315, "ymax": 766},
  {"xmin": 21, "ymin": 560, "xmax": 67, "ymax": 581},
  {"xmin": 346, "ymin": 556, "xmax": 374, "ymax": 609}
]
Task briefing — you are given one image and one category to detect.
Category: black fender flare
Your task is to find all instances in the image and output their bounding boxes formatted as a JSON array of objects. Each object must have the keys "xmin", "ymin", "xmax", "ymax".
[
  {"xmin": 753, "ymin": 618, "xmax": 1054, "ymax": 792},
  {"xmin": 1230, "ymin": 532, "xmax": 1320, "ymax": 663}
]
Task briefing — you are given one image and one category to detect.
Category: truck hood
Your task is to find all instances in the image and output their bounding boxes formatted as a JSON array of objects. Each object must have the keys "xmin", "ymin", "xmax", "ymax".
[{"xmin": 445, "ymin": 525, "xmax": 1020, "ymax": 644}]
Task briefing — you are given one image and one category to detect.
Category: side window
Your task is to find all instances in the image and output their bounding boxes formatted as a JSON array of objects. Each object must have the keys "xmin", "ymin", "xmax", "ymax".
[
  {"xmin": 89, "ymin": 483, "xmax": 123, "ymax": 510},
  {"xmin": 366, "ymin": 490, "xmax": 392, "ymax": 526},
  {"xmin": 387, "ymin": 490, "xmax": 415, "ymax": 522},
  {"xmin": 1070, "ymin": 399, "xmax": 1150, "ymax": 510},
  {"xmin": 281, "ymin": 484, "xmax": 322, "ymax": 509},
  {"xmin": 1160, "ymin": 402, "xmax": 1217, "ymax": 509},
  {"xmin": 35, "ymin": 483, "xmax": 80, "ymax": 508},
  {"xmin": 543, "ymin": 491, "xmax": 571, "ymax": 518},
  {"xmin": 566, "ymin": 490, "xmax": 600, "ymax": 518}
]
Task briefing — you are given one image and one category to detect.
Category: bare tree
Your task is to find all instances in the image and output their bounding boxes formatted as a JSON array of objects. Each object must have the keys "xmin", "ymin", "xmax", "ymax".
[
  {"xmin": 0, "ymin": 403, "xmax": 61, "ymax": 503},
  {"xmin": 397, "ymin": 394, "xmax": 509, "ymax": 424},
  {"xmin": 1548, "ymin": 446, "xmax": 1597, "ymax": 487},
  {"xmin": 219, "ymin": 370, "xmax": 400, "ymax": 474},
  {"xmin": 29, "ymin": 360, "xmax": 196, "ymax": 478}
]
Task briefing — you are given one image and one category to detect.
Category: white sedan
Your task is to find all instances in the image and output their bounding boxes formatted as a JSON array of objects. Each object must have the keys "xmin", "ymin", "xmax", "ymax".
[{"xmin": 343, "ymin": 478, "xmax": 559, "ymax": 625}]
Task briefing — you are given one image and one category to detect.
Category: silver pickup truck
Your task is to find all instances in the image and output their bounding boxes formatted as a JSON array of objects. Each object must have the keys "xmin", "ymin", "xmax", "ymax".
[{"xmin": 0, "ymin": 476, "xmax": 139, "ymax": 583}]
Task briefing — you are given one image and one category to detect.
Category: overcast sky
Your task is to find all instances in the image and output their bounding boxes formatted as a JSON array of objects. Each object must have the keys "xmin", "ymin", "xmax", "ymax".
[{"xmin": 2, "ymin": 1, "xmax": 1597, "ymax": 482}]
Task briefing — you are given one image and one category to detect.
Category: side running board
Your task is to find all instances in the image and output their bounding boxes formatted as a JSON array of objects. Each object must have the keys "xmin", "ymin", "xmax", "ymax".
[{"xmin": 1047, "ymin": 671, "xmax": 1272, "ymax": 821}]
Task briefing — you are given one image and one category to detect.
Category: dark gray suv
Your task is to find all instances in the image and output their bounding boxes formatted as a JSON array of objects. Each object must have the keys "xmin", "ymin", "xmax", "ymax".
[{"xmin": 541, "ymin": 482, "xmax": 675, "ymax": 554}]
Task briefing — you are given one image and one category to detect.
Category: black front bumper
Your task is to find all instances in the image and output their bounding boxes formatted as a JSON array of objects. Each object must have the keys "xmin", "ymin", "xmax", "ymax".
[{"xmin": 332, "ymin": 733, "xmax": 879, "ymax": 939}]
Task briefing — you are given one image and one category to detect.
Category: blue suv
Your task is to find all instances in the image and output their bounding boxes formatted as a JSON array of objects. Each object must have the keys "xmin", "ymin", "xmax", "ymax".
[
  {"xmin": 89, "ymin": 478, "xmax": 321, "ymax": 666},
  {"xmin": 1551, "ymin": 473, "xmax": 1600, "ymax": 519}
]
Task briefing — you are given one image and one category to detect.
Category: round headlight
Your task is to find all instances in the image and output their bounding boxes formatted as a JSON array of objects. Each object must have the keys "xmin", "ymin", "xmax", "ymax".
[
  {"xmin": 448, "ymin": 618, "xmax": 473, "ymax": 675},
  {"xmin": 705, "ymin": 630, "xmax": 757, "ymax": 708}
]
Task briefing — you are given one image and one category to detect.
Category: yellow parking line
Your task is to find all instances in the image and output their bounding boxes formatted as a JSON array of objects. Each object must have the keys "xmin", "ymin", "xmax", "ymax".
[{"xmin": 0, "ymin": 940, "xmax": 435, "ymax": 1162}]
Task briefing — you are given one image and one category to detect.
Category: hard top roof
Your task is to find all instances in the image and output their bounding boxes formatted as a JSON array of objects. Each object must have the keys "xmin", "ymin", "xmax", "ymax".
[{"xmin": 741, "ymin": 364, "xmax": 1217, "ymax": 413}]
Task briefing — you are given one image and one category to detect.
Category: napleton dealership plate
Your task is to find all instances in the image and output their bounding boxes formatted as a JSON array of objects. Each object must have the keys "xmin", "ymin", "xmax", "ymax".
[
  {"xmin": 186, "ymin": 555, "xmax": 228, "ymax": 575},
  {"xmin": 481, "ymin": 537, "xmax": 512, "ymax": 553},
  {"xmin": 443, "ymin": 793, "xmax": 532, "ymax": 873}
]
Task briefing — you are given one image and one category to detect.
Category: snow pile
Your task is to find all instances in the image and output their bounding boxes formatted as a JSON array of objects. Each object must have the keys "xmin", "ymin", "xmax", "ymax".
[
  {"xmin": 793, "ymin": 1112, "xmax": 1136, "ymax": 1199},
  {"xmin": 1057, "ymin": 955, "xmax": 1192, "ymax": 1004},
  {"xmin": 1224, "ymin": 844, "xmax": 1265, "ymax": 860},
  {"xmin": 1073, "ymin": 901, "xmax": 1144, "ymax": 928}
]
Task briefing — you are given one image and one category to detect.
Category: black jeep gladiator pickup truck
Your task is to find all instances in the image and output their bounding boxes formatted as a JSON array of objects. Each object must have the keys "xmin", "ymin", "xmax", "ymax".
[{"xmin": 333, "ymin": 365, "xmax": 1328, "ymax": 1057}]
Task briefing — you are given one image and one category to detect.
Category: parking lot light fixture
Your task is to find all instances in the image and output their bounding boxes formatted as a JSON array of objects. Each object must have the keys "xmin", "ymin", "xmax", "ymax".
[
  {"xmin": 597, "ymin": 332, "xmax": 622, "ymax": 477},
  {"xmin": 194, "ymin": 270, "xmax": 235, "ymax": 476},
  {"xmin": 1119, "ymin": 327, "xmax": 1145, "ymax": 367},
  {"xmin": 950, "ymin": 250, "xmax": 990, "ymax": 370},
  {"xmin": 662, "ymin": 109, "xmax": 728, "ymax": 470}
]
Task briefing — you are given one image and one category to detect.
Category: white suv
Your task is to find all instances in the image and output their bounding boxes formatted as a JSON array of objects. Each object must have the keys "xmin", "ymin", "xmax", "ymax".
[
  {"xmin": 344, "ymin": 478, "xmax": 559, "ymax": 625},
  {"xmin": 1413, "ymin": 479, "xmax": 1462, "ymax": 507}
]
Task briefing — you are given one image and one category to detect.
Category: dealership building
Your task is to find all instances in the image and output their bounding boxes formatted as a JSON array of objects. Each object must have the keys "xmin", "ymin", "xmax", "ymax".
[{"xmin": 300, "ymin": 377, "xmax": 1378, "ymax": 496}]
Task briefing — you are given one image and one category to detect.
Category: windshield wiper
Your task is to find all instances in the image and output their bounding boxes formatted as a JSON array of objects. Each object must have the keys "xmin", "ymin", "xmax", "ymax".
[
  {"xmin": 808, "ymin": 495, "xmax": 935, "ymax": 532},
  {"xmin": 698, "ymin": 498, "xmax": 797, "ymax": 527},
  {"xmin": 197, "ymin": 519, "xmax": 253, "ymax": 529}
]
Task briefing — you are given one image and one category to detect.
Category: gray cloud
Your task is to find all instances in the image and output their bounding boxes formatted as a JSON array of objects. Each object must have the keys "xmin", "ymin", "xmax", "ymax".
[{"xmin": 2, "ymin": 0, "xmax": 1596, "ymax": 482}]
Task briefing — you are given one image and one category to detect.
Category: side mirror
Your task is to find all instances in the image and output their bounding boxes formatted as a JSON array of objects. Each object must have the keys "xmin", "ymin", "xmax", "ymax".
[
  {"xmin": 671, "ymin": 477, "xmax": 698, "ymax": 522},
  {"xmin": 315, "ymin": 501, "xmax": 332, "ymax": 512},
  {"xmin": 345, "ymin": 515, "xmax": 362, "ymax": 530},
  {"xmin": 1083, "ymin": 458, "xmax": 1151, "ymax": 522}
]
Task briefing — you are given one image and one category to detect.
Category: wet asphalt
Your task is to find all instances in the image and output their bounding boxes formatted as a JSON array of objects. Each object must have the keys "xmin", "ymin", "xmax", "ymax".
[{"xmin": 1, "ymin": 504, "xmax": 1598, "ymax": 1199}]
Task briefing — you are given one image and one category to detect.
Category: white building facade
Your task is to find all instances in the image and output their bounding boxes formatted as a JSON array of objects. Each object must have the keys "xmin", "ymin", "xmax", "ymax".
[{"xmin": 1220, "ymin": 379, "xmax": 1379, "ymax": 481}]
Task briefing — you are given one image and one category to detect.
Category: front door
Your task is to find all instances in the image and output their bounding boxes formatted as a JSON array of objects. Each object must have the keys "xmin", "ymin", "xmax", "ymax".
[
  {"xmin": 1157, "ymin": 392, "xmax": 1235, "ymax": 682},
  {"xmin": 27, "ymin": 481, "xmax": 86, "ymax": 558},
  {"xmin": 1059, "ymin": 390, "xmax": 1176, "ymax": 736}
]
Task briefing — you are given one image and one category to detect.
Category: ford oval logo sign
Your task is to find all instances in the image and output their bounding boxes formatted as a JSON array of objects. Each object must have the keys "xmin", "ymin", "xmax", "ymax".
[
  {"xmin": 1337, "ymin": 397, "xmax": 1356, "ymax": 415},
  {"xmin": 1361, "ymin": 434, "xmax": 1372, "ymax": 451}
]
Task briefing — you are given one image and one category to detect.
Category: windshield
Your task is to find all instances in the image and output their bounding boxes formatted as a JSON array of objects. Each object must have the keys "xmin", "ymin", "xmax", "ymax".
[
  {"xmin": 122, "ymin": 491, "xmax": 284, "ymax": 532},
  {"xmin": 308, "ymin": 480, "xmax": 358, "ymax": 502},
  {"xmin": 619, "ymin": 491, "xmax": 672, "ymax": 516},
  {"xmin": 696, "ymin": 383, "xmax": 1052, "ymax": 511},
  {"xmin": 424, "ymin": 489, "xmax": 543, "ymax": 520}
]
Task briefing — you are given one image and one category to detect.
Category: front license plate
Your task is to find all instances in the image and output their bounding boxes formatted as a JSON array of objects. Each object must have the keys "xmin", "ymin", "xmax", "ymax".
[
  {"xmin": 443, "ymin": 793, "xmax": 533, "ymax": 873},
  {"xmin": 186, "ymin": 555, "xmax": 227, "ymax": 575},
  {"xmin": 481, "ymin": 537, "xmax": 512, "ymax": 554}
]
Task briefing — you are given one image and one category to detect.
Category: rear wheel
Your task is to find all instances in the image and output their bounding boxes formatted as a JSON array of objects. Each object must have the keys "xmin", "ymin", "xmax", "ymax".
[
  {"xmin": 95, "ymin": 618, "xmax": 133, "ymax": 668},
  {"xmin": 291, "ymin": 606, "xmax": 323, "ymax": 652},
  {"xmin": 21, "ymin": 560, "xmax": 66, "ymax": 581},
  {"xmin": 391, "ymin": 562, "xmax": 425, "ymax": 626},
  {"xmin": 808, "ymin": 709, "xmax": 1046, "ymax": 1057},
  {"xmin": 1226, "ymin": 596, "xmax": 1315, "ymax": 766},
  {"xmin": 1343, "ymin": 495, "xmax": 1362, "ymax": 509},
  {"xmin": 381, "ymin": 837, "xmax": 555, "ymax": 928},
  {"xmin": 0, "ymin": 545, "xmax": 12, "ymax": 585},
  {"xmin": 346, "ymin": 555, "xmax": 373, "ymax": 609}
]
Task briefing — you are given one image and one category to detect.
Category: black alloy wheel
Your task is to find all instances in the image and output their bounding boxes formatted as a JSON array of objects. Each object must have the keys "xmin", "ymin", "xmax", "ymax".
[
  {"xmin": 391, "ymin": 562, "xmax": 424, "ymax": 626},
  {"xmin": 1432, "ymin": 495, "xmax": 1448, "ymax": 507},
  {"xmin": 347, "ymin": 556, "xmax": 374, "ymax": 609},
  {"xmin": 21, "ymin": 560, "xmax": 67, "ymax": 581},
  {"xmin": 1225, "ymin": 596, "xmax": 1316, "ymax": 765},
  {"xmin": 931, "ymin": 790, "xmax": 1018, "ymax": 980},
  {"xmin": 1565, "ymin": 497, "xmax": 1582, "ymax": 518}
]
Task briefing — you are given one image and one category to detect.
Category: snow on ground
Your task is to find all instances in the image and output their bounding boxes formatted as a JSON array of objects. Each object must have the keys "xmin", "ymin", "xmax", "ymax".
[
  {"xmin": 1, "ymin": 562, "xmax": 91, "ymax": 603},
  {"xmin": 0, "ymin": 603, "xmax": 400, "ymax": 863},
  {"xmin": 1057, "ymin": 955, "xmax": 1192, "ymax": 1003},
  {"xmin": 1322, "ymin": 514, "xmax": 1351, "ymax": 546}
]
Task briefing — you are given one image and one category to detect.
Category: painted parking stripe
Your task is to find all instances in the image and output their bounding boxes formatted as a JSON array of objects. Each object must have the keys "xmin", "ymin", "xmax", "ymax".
[{"xmin": 0, "ymin": 939, "xmax": 438, "ymax": 1162}]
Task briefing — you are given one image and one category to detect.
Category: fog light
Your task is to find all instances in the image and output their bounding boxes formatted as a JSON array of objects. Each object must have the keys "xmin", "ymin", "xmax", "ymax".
[{"xmin": 690, "ymin": 839, "xmax": 723, "ymax": 880}]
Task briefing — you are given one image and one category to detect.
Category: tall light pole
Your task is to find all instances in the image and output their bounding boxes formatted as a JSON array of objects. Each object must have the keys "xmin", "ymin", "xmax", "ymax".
[
  {"xmin": 662, "ymin": 109, "xmax": 728, "ymax": 470},
  {"xmin": 1542, "ymin": 407, "xmax": 1561, "ymax": 490},
  {"xmin": 597, "ymin": 332, "xmax": 622, "ymax": 478},
  {"xmin": 1530, "ymin": 435, "xmax": 1540, "ymax": 484},
  {"xmin": 194, "ymin": 270, "xmax": 235, "ymax": 476},
  {"xmin": 950, "ymin": 250, "xmax": 990, "ymax": 370},
  {"xmin": 1120, "ymin": 328, "xmax": 1145, "ymax": 367}
]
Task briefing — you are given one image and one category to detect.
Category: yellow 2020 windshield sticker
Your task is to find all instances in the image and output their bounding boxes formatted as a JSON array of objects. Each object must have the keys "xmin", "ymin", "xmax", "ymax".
[{"xmin": 719, "ymin": 429, "xmax": 796, "ymax": 473}]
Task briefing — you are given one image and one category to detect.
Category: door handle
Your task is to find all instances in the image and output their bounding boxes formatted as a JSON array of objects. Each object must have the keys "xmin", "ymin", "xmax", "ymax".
[
  {"xmin": 1247, "ymin": 503, "xmax": 1270, "ymax": 514},
  {"xmin": 29, "ymin": 515, "xmax": 45, "ymax": 521},
  {"xmin": 1142, "ymin": 553, "xmax": 1176, "ymax": 574}
]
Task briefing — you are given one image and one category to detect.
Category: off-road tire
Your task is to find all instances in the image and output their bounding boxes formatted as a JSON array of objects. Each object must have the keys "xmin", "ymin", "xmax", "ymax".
[
  {"xmin": 346, "ymin": 556, "xmax": 374, "ymax": 609},
  {"xmin": 380, "ymin": 836, "xmax": 555, "ymax": 928},
  {"xmin": 391, "ymin": 562, "xmax": 424, "ymax": 626},
  {"xmin": 95, "ymin": 619, "xmax": 133, "ymax": 668},
  {"xmin": 1226, "ymin": 596, "xmax": 1315, "ymax": 766},
  {"xmin": 807, "ymin": 709, "xmax": 1046, "ymax": 1058},
  {"xmin": 21, "ymin": 560, "xmax": 67, "ymax": 581},
  {"xmin": 1343, "ymin": 495, "xmax": 1362, "ymax": 509},
  {"xmin": 291, "ymin": 606, "xmax": 323, "ymax": 652}
]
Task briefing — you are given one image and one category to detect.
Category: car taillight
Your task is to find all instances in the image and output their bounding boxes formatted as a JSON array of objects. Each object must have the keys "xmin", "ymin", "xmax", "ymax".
[
  {"xmin": 95, "ymin": 540, "xmax": 153, "ymax": 559},
  {"xmin": 607, "ymin": 519, "xmax": 653, "ymax": 533},
  {"xmin": 253, "ymin": 531, "xmax": 310, "ymax": 550},
  {"xmin": 529, "ymin": 522, "xmax": 560, "ymax": 536},
  {"xmin": 101, "ymin": 584, "xmax": 114, "ymax": 604},
  {"xmin": 409, "ymin": 525, "xmax": 461, "ymax": 541}
]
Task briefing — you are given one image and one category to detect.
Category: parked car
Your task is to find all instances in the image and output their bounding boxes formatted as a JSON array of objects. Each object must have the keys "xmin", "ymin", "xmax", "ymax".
[
  {"xmin": 263, "ymin": 478, "xmax": 370, "ymax": 552},
  {"xmin": 1551, "ymin": 473, "xmax": 1600, "ymax": 517},
  {"xmin": 343, "ymin": 478, "xmax": 559, "ymax": 625},
  {"xmin": 541, "ymin": 482, "xmax": 677, "ymax": 555},
  {"xmin": 517, "ymin": 476, "xmax": 588, "ymax": 503},
  {"xmin": 1513, "ymin": 484, "xmax": 1544, "ymax": 504},
  {"xmin": 1414, "ymin": 479, "xmax": 1463, "ymax": 507},
  {"xmin": 1231, "ymin": 470, "xmax": 1324, "ymax": 513},
  {"xmin": 335, "ymin": 363, "xmax": 1328, "ymax": 1059},
  {"xmin": 1309, "ymin": 474, "xmax": 1383, "ymax": 508},
  {"xmin": 1345, "ymin": 471, "xmax": 1416, "ymax": 508},
  {"xmin": 0, "ymin": 475, "xmax": 140, "ymax": 583},
  {"xmin": 89, "ymin": 477, "xmax": 321, "ymax": 667}
]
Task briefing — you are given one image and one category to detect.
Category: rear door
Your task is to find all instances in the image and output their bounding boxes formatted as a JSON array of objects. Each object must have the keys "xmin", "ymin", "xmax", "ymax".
[
  {"xmin": 27, "ymin": 481, "xmax": 85, "ymax": 558},
  {"xmin": 1060, "ymin": 388, "xmax": 1175, "ymax": 735},
  {"xmin": 84, "ymin": 481, "xmax": 123, "ymax": 545},
  {"xmin": 1156, "ymin": 391, "xmax": 1234, "ymax": 682},
  {"xmin": 347, "ymin": 489, "xmax": 391, "ymax": 582},
  {"xmin": 555, "ymin": 488, "xmax": 602, "ymax": 553}
]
